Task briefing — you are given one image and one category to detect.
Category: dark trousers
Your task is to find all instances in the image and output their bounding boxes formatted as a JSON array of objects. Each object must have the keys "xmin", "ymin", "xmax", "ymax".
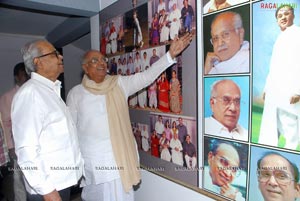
[{"xmin": 27, "ymin": 187, "xmax": 70, "ymax": 201}]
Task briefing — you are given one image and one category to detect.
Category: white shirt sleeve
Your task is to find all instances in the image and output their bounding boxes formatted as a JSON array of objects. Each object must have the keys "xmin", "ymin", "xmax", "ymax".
[
  {"xmin": 119, "ymin": 52, "xmax": 175, "ymax": 98},
  {"xmin": 12, "ymin": 89, "xmax": 55, "ymax": 195}
]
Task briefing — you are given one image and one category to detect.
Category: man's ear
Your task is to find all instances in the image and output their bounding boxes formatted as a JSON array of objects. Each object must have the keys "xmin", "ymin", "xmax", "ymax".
[
  {"xmin": 33, "ymin": 58, "xmax": 38, "ymax": 66},
  {"xmin": 33, "ymin": 58, "xmax": 41, "ymax": 72},
  {"xmin": 82, "ymin": 64, "xmax": 88, "ymax": 74},
  {"xmin": 210, "ymin": 98, "xmax": 215, "ymax": 113},
  {"xmin": 295, "ymin": 183, "xmax": 300, "ymax": 198},
  {"xmin": 238, "ymin": 28, "xmax": 245, "ymax": 45},
  {"xmin": 208, "ymin": 151, "xmax": 213, "ymax": 165}
]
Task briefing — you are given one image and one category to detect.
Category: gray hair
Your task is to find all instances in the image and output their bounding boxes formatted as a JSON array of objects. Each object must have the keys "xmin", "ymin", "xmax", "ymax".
[
  {"xmin": 212, "ymin": 11, "xmax": 243, "ymax": 30},
  {"xmin": 210, "ymin": 79, "xmax": 223, "ymax": 98},
  {"xmin": 210, "ymin": 79, "xmax": 239, "ymax": 98},
  {"xmin": 20, "ymin": 39, "xmax": 45, "ymax": 75}
]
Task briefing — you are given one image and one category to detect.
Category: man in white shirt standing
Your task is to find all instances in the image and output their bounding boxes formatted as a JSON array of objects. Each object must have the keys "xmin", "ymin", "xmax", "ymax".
[
  {"xmin": 169, "ymin": 3, "xmax": 181, "ymax": 40},
  {"xmin": 66, "ymin": 33, "xmax": 192, "ymax": 201},
  {"xmin": 155, "ymin": 115, "xmax": 165, "ymax": 138},
  {"xmin": 170, "ymin": 133, "xmax": 183, "ymax": 166},
  {"xmin": 259, "ymin": 5, "xmax": 300, "ymax": 150},
  {"xmin": 11, "ymin": 40, "xmax": 84, "ymax": 201},
  {"xmin": 205, "ymin": 79, "xmax": 248, "ymax": 141}
]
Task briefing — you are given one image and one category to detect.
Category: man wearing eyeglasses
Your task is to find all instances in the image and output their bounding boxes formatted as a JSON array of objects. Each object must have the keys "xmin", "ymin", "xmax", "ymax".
[
  {"xmin": 259, "ymin": 5, "xmax": 300, "ymax": 150},
  {"xmin": 204, "ymin": 11, "xmax": 249, "ymax": 75},
  {"xmin": 204, "ymin": 140, "xmax": 246, "ymax": 200},
  {"xmin": 205, "ymin": 79, "xmax": 248, "ymax": 141},
  {"xmin": 66, "ymin": 33, "xmax": 192, "ymax": 201},
  {"xmin": 11, "ymin": 40, "xmax": 84, "ymax": 201},
  {"xmin": 257, "ymin": 152, "xmax": 300, "ymax": 201}
]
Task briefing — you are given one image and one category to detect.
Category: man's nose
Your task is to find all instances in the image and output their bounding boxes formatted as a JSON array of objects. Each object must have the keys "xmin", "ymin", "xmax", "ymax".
[
  {"xmin": 228, "ymin": 101, "xmax": 237, "ymax": 111},
  {"xmin": 216, "ymin": 37, "xmax": 225, "ymax": 46},
  {"xmin": 268, "ymin": 175, "xmax": 279, "ymax": 186}
]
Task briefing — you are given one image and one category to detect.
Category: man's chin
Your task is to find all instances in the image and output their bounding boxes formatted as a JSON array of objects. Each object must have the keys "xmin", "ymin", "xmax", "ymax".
[{"xmin": 216, "ymin": 178, "xmax": 229, "ymax": 187}]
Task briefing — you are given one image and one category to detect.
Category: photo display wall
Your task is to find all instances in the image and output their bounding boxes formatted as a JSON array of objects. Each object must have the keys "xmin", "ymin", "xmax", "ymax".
[{"xmin": 99, "ymin": 0, "xmax": 300, "ymax": 200}]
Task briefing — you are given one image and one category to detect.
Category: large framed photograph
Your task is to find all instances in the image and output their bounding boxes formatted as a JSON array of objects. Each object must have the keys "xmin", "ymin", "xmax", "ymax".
[{"xmin": 132, "ymin": 112, "xmax": 198, "ymax": 186}]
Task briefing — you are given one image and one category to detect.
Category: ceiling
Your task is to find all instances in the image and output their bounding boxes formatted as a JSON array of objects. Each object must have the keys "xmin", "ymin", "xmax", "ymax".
[
  {"xmin": 0, "ymin": 0, "xmax": 149, "ymax": 50},
  {"xmin": 0, "ymin": 0, "xmax": 102, "ymax": 50}
]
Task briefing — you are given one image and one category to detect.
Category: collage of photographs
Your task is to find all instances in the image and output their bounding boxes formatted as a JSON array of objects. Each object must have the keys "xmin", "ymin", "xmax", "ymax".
[
  {"xmin": 203, "ymin": 0, "xmax": 300, "ymax": 200},
  {"xmin": 99, "ymin": 0, "xmax": 300, "ymax": 200}
]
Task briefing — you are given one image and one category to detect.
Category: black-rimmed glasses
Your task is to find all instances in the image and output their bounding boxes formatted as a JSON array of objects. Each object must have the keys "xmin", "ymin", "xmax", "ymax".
[{"xmin": 36, "ymin": 50, "xmax": 60, "ymax": 59}]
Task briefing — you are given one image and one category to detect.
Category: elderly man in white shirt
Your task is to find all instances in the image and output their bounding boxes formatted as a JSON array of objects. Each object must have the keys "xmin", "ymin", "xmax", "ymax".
[
  {"xmin": 203, "ymin": 0, "xmax": 248, "ymax": 14},
  {"xmin": 205, "ymin": 79, "xmax": 248, "ymax": 141},
  {"xmin": 169, "ymin": 3, "xmax": 181, "ymax": 40},
  {"xmin": 11, "ymin": 40, "xmax": 84, "ymax": 201},
  {"xmin": 169, "ymin": 133, "xmax": 183, "ymax": 166},
  {"xmin": 67, "ymin": 33, "xmax": 192, "ymax": 201},
  {"xmin": 204, "ymin": 11, "xmax": 249, "ymax": 75}
]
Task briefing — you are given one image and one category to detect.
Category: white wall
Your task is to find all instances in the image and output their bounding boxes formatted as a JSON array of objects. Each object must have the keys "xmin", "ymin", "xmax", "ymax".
[
  {"xmin": 62, "ymin": 44, "xmax": 85, "ymax": 94},
  {"xmin": 135, "ymin": 171, "xmax": 214, "ymax": 201},
  {"xmin": 0, "ymin": 32, "xmax": 85, "ymax": 97}
]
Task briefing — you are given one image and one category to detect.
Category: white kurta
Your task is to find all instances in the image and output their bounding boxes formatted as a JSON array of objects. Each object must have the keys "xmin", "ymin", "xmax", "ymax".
[
  {"xmin": 169, "ymin": 138, "xmax": 183, "ymax": 166},
  {"xmin": 67, "ymin": 53, "xmax": 175, "ymax": 192},
  {"xmin": 259, "ymin": 25, "xmax": 300, "ymax": 149},
  {"xmin": 159, "ymin": 138, "xmax": 171, "ymax": 162},
  {"xmin": 155, "ymin": 121, "xmax": 165, "ymax": 135},
  {"xmin": 12, "ymin": 73, "xmax": 84, "ymax": 195},
  {"xmin": 141, "ymin": 130, "xmax": 149, "ymax": 152},
  {"xmin": 134, "ymin": 17, "xmax": 143, "ymax": 44},
  {"xmin": 141, "ymin": 57, "xmax": 150, "ymax": 72},
  {"xmin": 169, "ymin": 8, "xmax": 181, "ymax": 40},
  {"xmin": 205, "ymin": 117, "xmax": 248, "ymax": 141},
  {"xmin": 110, "ymin": 31, "xmax": 118, "ymax": 54},
  {"xmin": 208, "ymin": 41, "xmax": 249, "ymax": 75},
  {"xmin": 159, "ymin": 14, "xmax": 170, "ymax": 43},
  {"xmin": 157, "ymin": 2, "xmax": 166, "ymax": 14}
]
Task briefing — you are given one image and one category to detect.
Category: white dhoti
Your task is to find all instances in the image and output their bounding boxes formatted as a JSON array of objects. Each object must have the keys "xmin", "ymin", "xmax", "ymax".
[
  {"xmin": 81, "ymin": 178, "xmax": 134, "ymax": 201},
  {"xmin": 171, "ymin": 150, "xmax": 183, "ymax": 166},
  {"xmin": 160, "ymin": 148, "xmax": 171, "ymax": 162}
]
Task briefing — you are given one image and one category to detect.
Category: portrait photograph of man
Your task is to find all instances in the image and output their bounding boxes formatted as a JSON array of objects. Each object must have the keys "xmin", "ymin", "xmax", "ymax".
[
  {"xmin": 203, "ymin": 137, "xmax": 248, "ymax": 200},
  {"xmin": 252, "ymin": 0, "xmax": 300, "ymax": 151},
  {"xmin": 248, "ymin": 146, "xmax": 300, "ymax": 201},
  {"xmin": 203, "ymin": 0, "xmax": 249, "ymax": 14},
  {"xmin": 204, "ymin": 76, "xmax": 249, "ymax": 141},
  {"xmin": 203, "ymin": 5, "xmax": 250, "ymax": 75}
]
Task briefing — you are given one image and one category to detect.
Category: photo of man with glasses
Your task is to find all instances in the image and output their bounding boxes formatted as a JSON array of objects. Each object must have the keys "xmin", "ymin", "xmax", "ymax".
[
  {"xmin": 203, "ymin": 6, "xmax": 250, "ymax": 75},
  {"xmin": 203, "ymin": 137, "xmax": 248, "ymax": 200},
  {"xmin": 249, "ymin": 146, "xmax": 300, "ymax": 201},
  {"xmin": 204, "ymin": 77, "xmax": 249, "ymax": 141}
]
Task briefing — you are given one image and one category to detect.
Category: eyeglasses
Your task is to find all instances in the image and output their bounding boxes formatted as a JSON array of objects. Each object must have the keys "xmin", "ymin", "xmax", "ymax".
[
  {"xmin": 210, "ymin": 28, "xmax": 239, "ymax": 45},
  {"xmin": 213, "ymin": 96, "xmax": 241, "ymax": 107},
  {"xmin": 86, "ymin": 57, "xmax": 108, "ymax": 65},
  {"xmin": 36, "ymin": 50, "xmax": 60, "ymax": 59},
  {"xmin": 257, "ymin": 170, "xmax": 295, "ymax": 185},
  {"xmin": 214, "ymin": 155, "xmax": 241, "ymax": 177}
]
